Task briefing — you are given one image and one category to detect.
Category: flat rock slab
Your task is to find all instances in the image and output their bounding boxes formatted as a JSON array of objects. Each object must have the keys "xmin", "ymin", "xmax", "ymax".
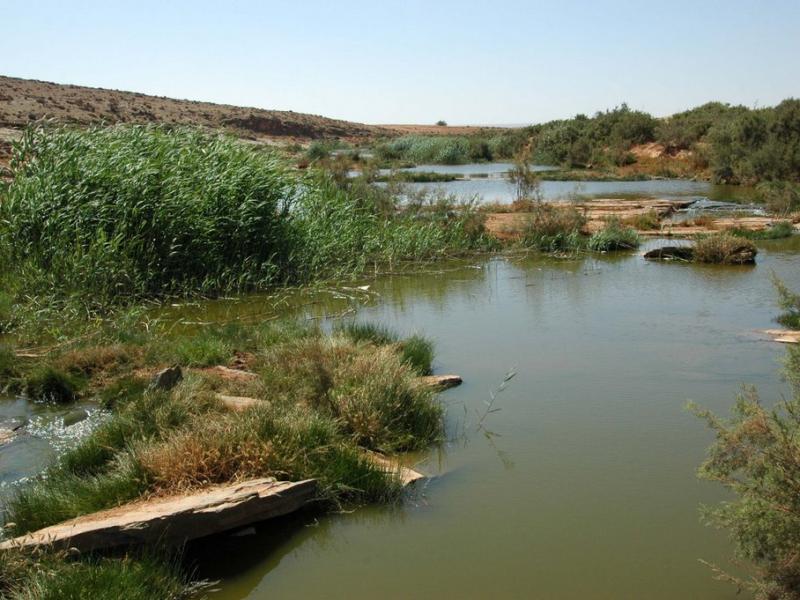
[
  {"xmin": 417, "ymin": 374, "xmax": 463, "ymax": 390},
  {"xmin": 215, "ymin": 393, "xmax": 262, "ymax": 411},
  {"xmin": 366, "ymin": 452, "xmax": 425, "ymax": 486},
  {"xmin": 1, "ymin": 478, "xmax": 317, "ymax": 553},
  {"xmin": 763, "ymin": 329, "xmax": 800, "ymax": 344},
  {"xmin": 200, "ymin": 365, "xmax": 259, "ymax": 382}
]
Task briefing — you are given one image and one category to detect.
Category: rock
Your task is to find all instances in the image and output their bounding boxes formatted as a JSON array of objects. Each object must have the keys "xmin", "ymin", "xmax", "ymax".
[
  {"xmin": 63, "ymin": 408, "xmax": 89, "ymax": 427},
  {"xmin": 416, "ymin": 374, "xmax": 463, "ymax": 390},
  {"xmin": 204, "ymin": 365, "xmax": 258, "ymax": 381},
  {"xmin": 643, "ymin": 246, "xmax": 694, "ymax": 261},
  {"xmin": 0, "ymin": 428, "xmax": 15, "ymax": 446},
  {"xmin": 215, "ymin": 394, "xmax": 261, "ymax": 411},
  {"xmin": 762, "ymin": 329, "xmax": 800, "ymax": 344},
  {"xmin": 150, "ymin": 365, "xmax": 182, "ymax": 391},
  {"xmin": 365, "ymin": 452, "xmax": 425, "ymax": 487},
  {"xmin": 0, "ymin": 478, "xmax": 317, "ymax": 554}
]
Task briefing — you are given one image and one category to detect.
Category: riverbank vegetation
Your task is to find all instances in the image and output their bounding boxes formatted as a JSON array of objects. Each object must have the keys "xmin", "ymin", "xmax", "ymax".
[
  {"xmin": 365, "ymin": 99, "xmax": 800, "ymax": 188},
  {"xmin": 1, "ymin": 319, "xmax": 443, "ymax": 595},
  {"xmin": 0, "ymin": 125, "xmax": 495, "ymax": 334},
  {"xmin": 692, "ymin": 280, "xmax": 800, "ymax": 599},
  {"xmin": 0, "ymin": 124, "xmax": 465, "ymax": 598}
]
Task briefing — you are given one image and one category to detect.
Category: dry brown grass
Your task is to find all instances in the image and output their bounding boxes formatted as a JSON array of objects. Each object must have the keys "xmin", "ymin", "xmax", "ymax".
[
  {"xmin": 694, "ymin": 233, "xmax": 757, "ymax": 264},
  {"xmin": 136, "ymin": 415, "xmax": 273, "ymax": 491},
  {"xmin": 55, "ymin": 344, "xmax": 136, "ymax": 377},
  {"xmin": 621, "ymin": 209, "xmax": 661, "ymax": 231}
]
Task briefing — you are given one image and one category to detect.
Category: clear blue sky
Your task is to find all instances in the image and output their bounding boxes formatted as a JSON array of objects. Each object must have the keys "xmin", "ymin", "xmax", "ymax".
[{"xmin": 2, "ymin": 0, "xmax": 799, "ymax": 125}]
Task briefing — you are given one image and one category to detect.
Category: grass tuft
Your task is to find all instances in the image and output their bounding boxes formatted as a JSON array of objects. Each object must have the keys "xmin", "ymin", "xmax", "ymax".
[
  {"xmin": 399, "ymin": 335, "xmax": 434, "ymax": 375},
  {"xmin": 693, "ymin": 233, "xmax": 757, "ymax": 264},
  {"xmin": 521, "ymin": 204, "xmax": 587, "ymax": 252},
  {"xmin": 588, "ymin": 218, "xmax": 641, "ymax": 251},
  {"xmin": 24, "ymin": 367, "xmax": 79, "ymax": 403}
]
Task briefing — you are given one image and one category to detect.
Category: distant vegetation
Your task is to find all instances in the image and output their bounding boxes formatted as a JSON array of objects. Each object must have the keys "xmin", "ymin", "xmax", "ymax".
[
  {"xmin": 373, "ymin": 132, "xmax": 525, "ymax": 164},
  {"xmin": 370, "ymin": 100, "xmax": 800, "ymax": 186}
]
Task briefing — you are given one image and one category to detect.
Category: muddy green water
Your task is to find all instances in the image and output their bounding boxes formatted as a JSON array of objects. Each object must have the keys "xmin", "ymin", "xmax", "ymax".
[
  {"xmin": 172, "ymin": 237, "xmax": 799, "ymax": 599},
  {"xmin": 3, "ymin": 237, "xmax": 799, "ymax": 598}
]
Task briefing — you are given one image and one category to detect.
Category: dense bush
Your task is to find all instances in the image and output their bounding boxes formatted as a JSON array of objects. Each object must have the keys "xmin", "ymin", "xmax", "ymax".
[
  {"xmin": 529, "ymin": 104, "xmax": 657, "ymax": 167},
  {"xmin": 0, "ymin": 125, "xmax": 494, "ymax": 315},
  {"xmin": 521, "ymin": 204, "xmax": 586, "ymax": 252},
  {"xmin": 373, "ymin": 132, "xmax": 525, "ymax": 165},
  {"xmin": 2, "ymin": 126, "xmax": 299, "ymax": 303},
  {"xmin": 588, "ymin": 219, "xmax": 640, "ymax": 251}
]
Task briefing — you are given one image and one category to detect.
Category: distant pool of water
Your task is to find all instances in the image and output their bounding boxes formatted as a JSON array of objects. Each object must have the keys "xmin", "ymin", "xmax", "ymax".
[{"xmin": 379, "ymin": 162, "xmax": 757, "ymax": 205}]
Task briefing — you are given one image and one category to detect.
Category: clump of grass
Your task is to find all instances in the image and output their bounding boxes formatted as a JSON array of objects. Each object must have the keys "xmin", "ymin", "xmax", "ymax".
[
  {"xmin": 622, "ymin": 209, "xmax": 661, "ymax": 230},
  {"xmin": 588, "ymin": 218, "xmax": 641, "ymax": 251},
  {"xmin": 7, "ymin": 457, "xmax": 150, "ymax": 535},
  {"xmin": 693, "ymin": 233, "xmax": 757, "ymax": 264},
  {"xmin": 399, "ymin": 335, "xmax": 434, "ymax": 375},
  {"xmin": 521, "ymin": 204, "xmax": 587, "ymax": 252},
  {"xmin": 98, "ymin": 376, "xmax": 148, "ymax": 410},
  {"xmin": 6, "ymin": 323, "xmax": 443, "ymax": 535},
  {"xmin": 729, "ymin": 220, "xmax": 794, "ymax": 240},
  {"xmin": 24, "ymin": 366, "xmax": 79, "ymax": 403},
  {"xmin": 170, "ymin": 332, "xmax": 232, "ymax": 367},
  {"xmin": 3, "ymin": 553, "xmax": 187, "ymax": 600},
  {"xmin": 337, "ymin": 322, "xmax": 433, "ymax": 375},
  {"xmin": 326, "ymin": 344, "xmax": 442, "ymax": 451},
  {"xmin": 0, "ymin": 344, "xmax": 17, "ymax": 384},
  {"xmin": 55, "ymin": 344, "xmax": 134, "ymax": 378},
  {"xmin": 338, "ymin": 322, "xmax": 398, "ymax": 346},
  {"xmin": 773, "ymin": 275, "xmax": 800, "ymax": 329}
]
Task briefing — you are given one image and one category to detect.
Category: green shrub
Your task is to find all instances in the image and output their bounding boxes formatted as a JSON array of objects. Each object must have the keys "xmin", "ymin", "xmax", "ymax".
[
  {"xmin": 729, "ymin": 220, "xmax": 794, "ymax": 240},
  {"xmin": 690, "ymin": 279, "xmax": 800, "ymax": 598},
  {"xmin": 773, "ymin": 275, "xmax": 800, "ymax": 329},
  {"xmin": 3, "ymin": 125, "xmax": 299, "ymax": 304},
  {"xmin": 337, "ymin": 322, "xmax": 398, "ymax": 346},
  {"xmin": 24, "ymin": 367, "xmax": 79, "ymax": 403},
  {"xmin": 588, "ymin": 219, "xmax": 640, "ymax": 251},
  {"xmin": 757, "ymin": 181, "xmax": 800, "ymax": 215},
  {"xmin": 0, "ymin": 344, "xmax": 16, "ymax": 383},
  {"xmin": 521, "ymin": 204, "xmax": 587, "ymax": 252},
  {"xmin": 399, "ymin": 335, "xmax": 434, "ymax": 375}
]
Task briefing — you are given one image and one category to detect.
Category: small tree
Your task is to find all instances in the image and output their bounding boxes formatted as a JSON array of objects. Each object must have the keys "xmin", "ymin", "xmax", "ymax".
[
  {"xmin": 508, "ymin": 146, "xmax": 541, "ymax": 203},
  {"xmin": 435, "ymin": 120, "xmax": 447, "ymax": 127}
]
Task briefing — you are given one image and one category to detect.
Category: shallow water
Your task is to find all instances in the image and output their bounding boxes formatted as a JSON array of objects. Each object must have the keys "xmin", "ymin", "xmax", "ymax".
[
  {"xmin": 3, "ymin": 238, "xmax": 798, "ymax": 598},
  {"xmin": 0, "ymin": 398, "xmax": 106, "ymax": 489},
  {"xmin": 176, "ymin": 236, "xmax": 800, "ymax": 599}
]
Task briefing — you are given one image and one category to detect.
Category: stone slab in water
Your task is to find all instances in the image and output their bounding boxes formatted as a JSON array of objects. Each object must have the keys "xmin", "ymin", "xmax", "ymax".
[
  {"xmin": 0, "ymin": 478, "xmax": 317, "ymax": 553},
  {"xmin": 417, "ymin": 374, "xmax": 463, "ymax": 390}
]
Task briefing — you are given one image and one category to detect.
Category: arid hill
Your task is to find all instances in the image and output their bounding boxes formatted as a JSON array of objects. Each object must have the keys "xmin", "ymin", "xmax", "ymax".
[{"xmin": 0, "ymin": 75, "xmax": 387, "ymax": 143}]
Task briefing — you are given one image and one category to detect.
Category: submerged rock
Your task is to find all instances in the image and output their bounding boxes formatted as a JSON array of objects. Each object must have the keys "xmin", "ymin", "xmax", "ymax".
[
  {"xmin": 63, "ymin": 408, "xmax": 89, "ymax": 427},
  {"xmin": 150, "ymin": 365, "xmax": 183, "ymax": 391},
  {"xmin": 643, "ymin": 246, "xmax": 695, "ymax": 261}
]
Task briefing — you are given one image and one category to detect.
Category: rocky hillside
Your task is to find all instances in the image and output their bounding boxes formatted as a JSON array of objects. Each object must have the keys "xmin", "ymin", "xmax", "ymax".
[{"xmin": 0, "ymin": 75, "xmax": 383, "ymax": 142}]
